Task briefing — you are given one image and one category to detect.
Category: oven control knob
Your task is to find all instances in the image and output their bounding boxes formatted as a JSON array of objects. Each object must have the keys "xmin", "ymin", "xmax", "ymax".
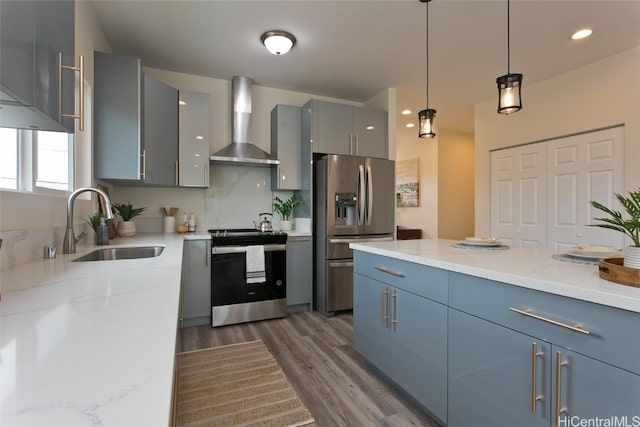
[{"xmin": 276, "ymin": 280, "xmax": 283, "ymax": 286}]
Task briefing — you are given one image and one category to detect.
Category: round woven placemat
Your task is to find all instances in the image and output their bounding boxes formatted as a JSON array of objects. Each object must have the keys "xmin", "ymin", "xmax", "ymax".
[
  {"xmin": 451, "ymin": 242, "xmax": 510, "ymax": 251},
  {"xmin": 551, "ymin": 253, "xmax": 599, "ymax": 266}
]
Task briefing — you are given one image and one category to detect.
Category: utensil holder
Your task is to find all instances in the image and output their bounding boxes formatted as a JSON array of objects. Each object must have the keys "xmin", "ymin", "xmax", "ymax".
[{"xmin": 163, "ymin": 216, "xmax": 176, "ymax": 234}]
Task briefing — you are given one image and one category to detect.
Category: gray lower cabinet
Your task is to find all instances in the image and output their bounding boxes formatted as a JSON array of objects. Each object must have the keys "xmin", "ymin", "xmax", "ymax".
[
  {"xmin": 179, "ymin": 90, "xmax": 210, "ymax": 187},
  {"xmin": 0, "ymin": 0, "xmax": 76, "ymax": 132},
  {"xmin": 353, "ymin": 269, "xmax": 448, "ymax": 424},
  {"xmin": 181, "ymin": 240, "xmax": 211, "ymax": 327},
  {"xmin": 286, "ymin": 236, "xmax": 312, "ymax": 311},
  {"xmin": 94, "ymin": 51, "xmax": 178, "ymax": 185}
]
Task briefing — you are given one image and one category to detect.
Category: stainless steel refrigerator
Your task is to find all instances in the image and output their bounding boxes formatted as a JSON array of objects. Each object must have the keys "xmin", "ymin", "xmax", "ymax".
[{"xmin": 314, "ymin": 154, "xmax": 395, "ymax": 316}]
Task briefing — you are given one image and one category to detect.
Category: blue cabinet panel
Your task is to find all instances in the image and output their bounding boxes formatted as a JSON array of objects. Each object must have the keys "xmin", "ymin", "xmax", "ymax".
[
  {"xmin": 353, "ymin": 273, "xmax": 388, "ymax": 371},
  {"xmin": 388, "ymin": 288, "xmax": 447, "ymax": 423},
  {"xmin": 553, "ymin": 346, "xmax": 640, "ymax": 424},
  {"xmin": 449, "ymin": 308, "xmax": 551, "ymax": 427},
  {"xmin": 449, "ymin": 271, "xmax": 640, "ymax": 375},
  {"xmin": 354, "ymin": 251, "xmax": 448, "ymax": 304}
]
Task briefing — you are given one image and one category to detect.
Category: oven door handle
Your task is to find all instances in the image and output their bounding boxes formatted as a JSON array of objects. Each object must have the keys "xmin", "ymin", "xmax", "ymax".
[{"xmin": 212, "ymin": 244, "xmax": 286, "ymax": 254}]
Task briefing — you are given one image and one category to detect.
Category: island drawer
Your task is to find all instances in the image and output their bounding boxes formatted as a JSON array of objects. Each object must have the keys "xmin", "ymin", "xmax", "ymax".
[
  {"xmin": 449, "ymin": 272, "xmax": 640, "ymax": 375},
  {"xmin": 354, "ymin": 251, "xmax": 447, "ymax": 304}
]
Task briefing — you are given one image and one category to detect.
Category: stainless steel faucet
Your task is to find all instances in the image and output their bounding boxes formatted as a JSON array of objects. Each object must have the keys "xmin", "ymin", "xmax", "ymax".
[{"xmin": 63, "ymin": 187, "xmax": 114, "ymax": 254}]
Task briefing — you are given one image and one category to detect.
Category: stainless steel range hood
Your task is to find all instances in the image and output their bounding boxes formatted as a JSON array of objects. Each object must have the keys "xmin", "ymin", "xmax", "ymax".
[{"xmin": 210, "ymin": 76, "xmax": 279, "ymax": 166}]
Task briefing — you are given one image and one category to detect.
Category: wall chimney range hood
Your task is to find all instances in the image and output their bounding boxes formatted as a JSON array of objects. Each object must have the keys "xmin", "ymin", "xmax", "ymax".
[{"xmin": 210, "ymin": 76, "xmax": 280, "ymax": 166}]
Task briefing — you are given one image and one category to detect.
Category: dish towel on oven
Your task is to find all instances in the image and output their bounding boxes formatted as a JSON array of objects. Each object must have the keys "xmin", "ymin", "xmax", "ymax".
[{"xmin": 245, "ymin": 245, "xmax": 266, "ymax": 284}]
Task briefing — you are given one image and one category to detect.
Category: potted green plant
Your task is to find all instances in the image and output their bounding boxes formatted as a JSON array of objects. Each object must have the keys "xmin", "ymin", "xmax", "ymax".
[
  {"xmin": 589, "ymin": 189, "xmax": 640, "ymax": 269},
  {"xmin": 113, "ymin": 201, "xmax": 147, "ymax": 237},
  {"xmin": 273, "ymin": 195, "xmax": 300, "ymax": 231}
]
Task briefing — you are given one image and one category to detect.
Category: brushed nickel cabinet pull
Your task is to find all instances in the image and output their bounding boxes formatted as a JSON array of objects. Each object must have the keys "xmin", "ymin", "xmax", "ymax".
[
  {"xmin": 175, "ymin": 160, "xmax": 179, "ymax": 186},
  {"xmin": 349, "ymin": 134, "xmax": 353, "ymax": 154},
  {"xmin": 140, "ymin": 149, "xmax": 146, "ymax": 180},
  {"xmin": 555, "ymin": 351, "xmax": 568, "ymax": 427},
  {"xmin": 531, "ymin": 342, "xmax": 543, "ymax": 413},
  {"xmin": 59, "ymin": 54, "xmax": 85, "ymax": 131},
  {"xmin": 355, "ymin": 134, "xmax": 359, "ymax": 155},
  {"xmin": 510, "ymin": 308, "xmax": 590, "ymax": 335},
  {"xmin": 381, "ymin": 287, "xmax": 388, "ymax": 327},
  {"xmin": 390, "ymin": 290, "xmax": 397, "ymax": 331},
  {"xmin": 374, "ymin": 266, "xmax": 405, "ymax": 278}
]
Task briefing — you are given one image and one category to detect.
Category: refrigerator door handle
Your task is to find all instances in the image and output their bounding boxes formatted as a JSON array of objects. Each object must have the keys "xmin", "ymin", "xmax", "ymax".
[
  {"xmin": 358, "ymin": 164, "xmax": 366, "ymax": 225},
  {"xmin": 366, "ymin": 164, "xmax": 373, "ymax": 225}
]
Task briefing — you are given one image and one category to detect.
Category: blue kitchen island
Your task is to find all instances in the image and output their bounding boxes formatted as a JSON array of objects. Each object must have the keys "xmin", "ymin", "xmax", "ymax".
[{"xmin": 350, "ymin": 239, "xmax": 640, "ymax": 427}]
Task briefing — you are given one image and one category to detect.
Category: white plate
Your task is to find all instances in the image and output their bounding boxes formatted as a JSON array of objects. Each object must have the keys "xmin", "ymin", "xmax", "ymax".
[
  {"xmin": 568, "ymin": 245, "xmax": 623, "ymax": 259},
  {"xmin": 462, "ymin": 237, "xmax": 502, "ymax": 247}
]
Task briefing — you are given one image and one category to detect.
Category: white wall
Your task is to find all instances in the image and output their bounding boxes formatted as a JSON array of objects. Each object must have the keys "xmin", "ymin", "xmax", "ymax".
[
  {"xmin": 395, "ymin": 124, "xmax": 439, "ymax": 238},
  {"xmin": 474, "ymin": 46, "xmax": 640, "ymax": 236},
  {"xmin": 394, "ymin": 126, "xmax": 474, "ymax": 239}
]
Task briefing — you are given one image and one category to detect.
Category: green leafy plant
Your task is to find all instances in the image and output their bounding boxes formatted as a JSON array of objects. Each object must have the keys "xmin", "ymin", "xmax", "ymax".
[
  {"xmin": 113, "ymin": 202, "xmax": 147, "ymax": 222},
  {"xmin": 273, "ymin": 195, "xmax": 300, "ymax": 221},
  {"xmin": 86, "ymin": 213, "xmax": 113, "ymax": 231},
  {"xmin": 589, "ymin": 189, "xmax": 640, "ymax": 247}
]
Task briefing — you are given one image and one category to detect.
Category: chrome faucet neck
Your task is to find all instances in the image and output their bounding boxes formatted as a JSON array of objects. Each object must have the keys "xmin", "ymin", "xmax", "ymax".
[{"xmin": 63, "ymin": 187, "xmax": 114, "ymax": 254}]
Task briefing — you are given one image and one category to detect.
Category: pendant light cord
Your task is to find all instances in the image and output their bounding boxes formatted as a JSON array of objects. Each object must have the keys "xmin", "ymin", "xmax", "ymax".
[
  {"xmin": 425, "ymin": 1, "xmax": 430, "ymax": 108},
  {"xmin": 507, "ymin": 0, "xmax": 511, "ymax": 74}
]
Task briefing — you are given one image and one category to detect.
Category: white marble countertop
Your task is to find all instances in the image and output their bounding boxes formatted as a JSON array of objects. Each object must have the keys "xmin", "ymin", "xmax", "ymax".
[
  {"xmin": 1, "ymin": 233, "xmax": 184, "ymax": 426},
  {"xmin": 350, "ymin": 239, "xmax": 640, "ymax": 314}
]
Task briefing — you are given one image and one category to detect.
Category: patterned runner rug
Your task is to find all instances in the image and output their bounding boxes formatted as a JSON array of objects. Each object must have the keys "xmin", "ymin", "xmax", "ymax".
[{"xmin": 175, "ymin": 339, "xmax": 314, "ymax": 427}]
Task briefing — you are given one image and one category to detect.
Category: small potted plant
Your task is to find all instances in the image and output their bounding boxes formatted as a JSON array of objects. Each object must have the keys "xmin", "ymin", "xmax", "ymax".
[
  {"xmin": 589, "ymin": 189, "xmax": 640, "ymax": 269},
  {"xmin": 113, "ymin": 201, "xmax": 147, "ymax": 237},
  {"xmin": 273, "ymin": 195, "xmax": 300, "ymax": 231}
]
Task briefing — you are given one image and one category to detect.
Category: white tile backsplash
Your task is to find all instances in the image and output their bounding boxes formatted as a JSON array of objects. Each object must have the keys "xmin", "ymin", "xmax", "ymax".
[{"xmin": 205, "ymin": 164, "xmax": 275, "ymax": 229}]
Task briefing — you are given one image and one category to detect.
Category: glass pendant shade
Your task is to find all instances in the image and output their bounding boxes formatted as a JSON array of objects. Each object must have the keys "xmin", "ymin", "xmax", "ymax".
[
  {"xmin": 497, "ymin": 73, "xmax": 523, "ymax": 114},
  {"xmin": 418, "ymin": 108, "xmax": 437, "ymax": 138},
  {"xmin": 261, "ymin": 31, "xmax": 296, "ymax": 56}
]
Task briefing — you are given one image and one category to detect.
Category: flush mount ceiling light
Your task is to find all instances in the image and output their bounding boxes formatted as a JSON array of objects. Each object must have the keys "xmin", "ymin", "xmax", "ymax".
[
  {"xmin": 496, "ymin": 0, "xmax": 523, "ymax": 114},
  {"xmin": 261, "ymin": 30, "xmax": 296, "ymax": 55},
  {"xmin": 418, "ymin": 0, "xmax": 436, "ymax": 139}
]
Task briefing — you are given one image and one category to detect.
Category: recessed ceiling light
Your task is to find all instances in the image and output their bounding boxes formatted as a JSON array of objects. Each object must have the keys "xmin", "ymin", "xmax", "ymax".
[
  {"xmin": 571, "ymin": 28, "xmax": 593, "ymax": 40},
  {"xmin": 366, "ymin": 126, "xmax": 375, "ymax": 130},
  {"xmin": 406, "ymin": 123, "xmax": 415, "ymax": 128},
  {"xmin": 178, "ymin": 101, "xmax": 186, "ymax": 106},
  {"xmin": 402, "ymin": 109, "xmax": 412, "ymax": 115}
]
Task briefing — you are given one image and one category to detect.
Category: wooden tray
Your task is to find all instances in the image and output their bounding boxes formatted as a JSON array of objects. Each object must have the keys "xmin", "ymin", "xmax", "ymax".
[{"xmin": 598, "ymin": 258, "xmax": 640, "ymax": 288}]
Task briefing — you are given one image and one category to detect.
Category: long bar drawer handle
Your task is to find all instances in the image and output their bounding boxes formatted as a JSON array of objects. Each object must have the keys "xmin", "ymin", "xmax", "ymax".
[
  {"xmin": 510, "ymin": 308, "xmax": 590, "ymax": 335},
  {"xmin": 374, "ymin": 267, "xmax": 405, "ymax": 278}
]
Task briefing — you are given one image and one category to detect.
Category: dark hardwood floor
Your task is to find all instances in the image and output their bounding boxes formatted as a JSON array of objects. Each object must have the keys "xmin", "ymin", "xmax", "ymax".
[{"xmin": 180, "ymin": 311, "xmax": 439, "ymax": 427}]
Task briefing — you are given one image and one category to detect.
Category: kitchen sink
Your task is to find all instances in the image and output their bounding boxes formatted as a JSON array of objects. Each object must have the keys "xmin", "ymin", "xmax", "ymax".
[{"xmin": 72, "ymin": 246, "xmax": 164, "ymax": 262}]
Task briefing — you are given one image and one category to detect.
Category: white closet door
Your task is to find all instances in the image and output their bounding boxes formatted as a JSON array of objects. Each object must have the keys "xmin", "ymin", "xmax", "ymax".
[
  {"xmin": 547, "ymin": 127, "xmax": 625, "ymax": 251},
  {"xmin": 491, "ymin": 143, "xmax": 547, "ymax": 248}
]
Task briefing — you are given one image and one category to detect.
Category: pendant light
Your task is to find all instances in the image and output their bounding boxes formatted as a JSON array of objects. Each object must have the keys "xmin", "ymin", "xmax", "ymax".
[
  {"xmin": 496, "ymin": 0, "xmax": 523, "ymax": 114},
  {"xmin": 418, "ymin": 0, "xmax": 436, "ymax": 138}
]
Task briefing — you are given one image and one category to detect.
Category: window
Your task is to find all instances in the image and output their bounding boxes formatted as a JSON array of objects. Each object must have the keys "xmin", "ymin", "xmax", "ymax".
[{"xmin": 0, "ymin": 128, "xmax": 74, "ymax": 192}]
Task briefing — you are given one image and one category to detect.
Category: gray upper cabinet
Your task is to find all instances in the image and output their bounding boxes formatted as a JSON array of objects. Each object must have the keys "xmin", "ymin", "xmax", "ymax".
[
  {"xmin": 179, "ymin": 90, "xmax": 210, "ymax": 187},
  {"xmin": 0, "ymin": 0, "xmax": 75, "ymax": 132},
  {"xmin": 94, "ymin": 51, "xmax": 178, "ymax": 185},
  {"xmin": 304, "ymin": 99, "xmax": 388, "ymax": 159},
  {"xmin": 271, "ymin": 105, "xmax": 301, "ymax": 190}
]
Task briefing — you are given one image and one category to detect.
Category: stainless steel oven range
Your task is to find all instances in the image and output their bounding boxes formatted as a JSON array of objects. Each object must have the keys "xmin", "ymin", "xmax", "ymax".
[{"xmin": 209, "ymin": 229, "xmax": 287, "ymax": 327}]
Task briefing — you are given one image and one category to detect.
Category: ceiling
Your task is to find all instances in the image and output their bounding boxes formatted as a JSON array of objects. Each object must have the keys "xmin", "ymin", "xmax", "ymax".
[{"xmin": 91, "ymin": 0, "xmax": 640, "ymax": 134}]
